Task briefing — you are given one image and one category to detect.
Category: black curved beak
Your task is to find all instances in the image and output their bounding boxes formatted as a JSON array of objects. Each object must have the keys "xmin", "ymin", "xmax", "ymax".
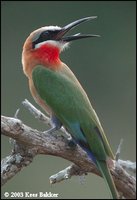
[{"xmin": 57, "ymin": 16, "xmax": 100, "ymax": 42}]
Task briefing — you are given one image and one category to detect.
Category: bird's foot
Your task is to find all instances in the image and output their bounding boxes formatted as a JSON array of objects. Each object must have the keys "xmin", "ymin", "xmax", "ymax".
[
  {"xmin": 43, "ymin": 126, "xmax": 59, "ymax": 134},
  {"xmin": 43, "ymin": 115, "xmax": 62, "ymax": 135},
  {"xmin": 66, "ymin": 138, "xmax": 77, "ymax": 149}
]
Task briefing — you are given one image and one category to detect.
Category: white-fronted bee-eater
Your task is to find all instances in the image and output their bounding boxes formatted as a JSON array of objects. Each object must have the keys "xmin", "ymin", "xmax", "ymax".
[{"xmin": 22, "ymin": 17, "xmax": 118, "ymax": 199}]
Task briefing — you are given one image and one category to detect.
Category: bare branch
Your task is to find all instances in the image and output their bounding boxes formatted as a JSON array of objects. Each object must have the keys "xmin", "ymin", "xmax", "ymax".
[
  {"xmin": 1, "ymin": 100, "xmax": 136, "ymax": 199},
  {"xmin": 118, "ymin": 160, "xmax": 136, "ymax": 176},
  {"xmin": 1, "ymin": 115, "xmax": 136, "ymax": 199},
  {"xmin": 1, "ymin": 145, "xmax": 36, "ymax": 186},
  {"xmin": 49, "ymin": 164, "xmax": 87, "ymax": 184},
  {"xmin": 115, "ymin": 139, "xmax": 123, "ymax": 161},
  {"xmin": 22, "ymin": 99, "xmax": 50, "ymax": 125},
  {"xmin": 14, "ymin": 108, "xmax": 20, "ymax": 119}
]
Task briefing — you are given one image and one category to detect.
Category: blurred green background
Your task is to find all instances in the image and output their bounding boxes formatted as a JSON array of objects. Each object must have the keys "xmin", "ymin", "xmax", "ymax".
[{"xmin": 1, "ymin": 1, "xmax": 136, "ymax": 199}]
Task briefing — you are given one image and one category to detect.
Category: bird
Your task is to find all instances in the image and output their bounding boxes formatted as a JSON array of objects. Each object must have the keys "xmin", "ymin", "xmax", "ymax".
[{"xmin": 22, "ymin": 16, "xmax": 118, "ymax": 199}]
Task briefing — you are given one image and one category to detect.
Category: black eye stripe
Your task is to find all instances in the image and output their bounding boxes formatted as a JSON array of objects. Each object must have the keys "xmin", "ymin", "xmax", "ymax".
[
  {"xmin": 32, "ymin": 31, "xmax": 50, "ymax": 48},
  {"xmin": 32, "ymin": 30, "xmax": 60, "ymax": 49}
]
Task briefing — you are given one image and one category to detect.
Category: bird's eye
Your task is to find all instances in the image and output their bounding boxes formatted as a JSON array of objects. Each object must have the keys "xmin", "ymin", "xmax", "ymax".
[
  {"xmin": 41, "ymin": 30, "xmax": 50, "ymax": 37},
  {"xmin": 39, "ymin": 30, "xmax": 53, "ymax": 41}
]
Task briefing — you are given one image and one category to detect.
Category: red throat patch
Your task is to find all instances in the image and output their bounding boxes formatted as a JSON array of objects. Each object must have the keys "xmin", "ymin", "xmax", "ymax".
[{"xmin": 33, "ymin": 43, "xmax": 61, "ymax": 67}]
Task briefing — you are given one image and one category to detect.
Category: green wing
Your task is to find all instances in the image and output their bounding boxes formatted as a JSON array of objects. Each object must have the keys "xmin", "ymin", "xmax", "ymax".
[{"xmin": 32, "ymin": 65, "xmax": 114, "ymax": 160}]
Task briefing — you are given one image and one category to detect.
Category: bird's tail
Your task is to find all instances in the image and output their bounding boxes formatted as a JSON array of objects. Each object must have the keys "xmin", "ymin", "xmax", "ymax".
[{"xmin": 96, "ymin": 160, "xmax": 118, "ymax": 199}]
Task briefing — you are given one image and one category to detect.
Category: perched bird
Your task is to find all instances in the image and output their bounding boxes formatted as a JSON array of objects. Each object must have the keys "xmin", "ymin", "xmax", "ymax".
[{"xmin": 22, "ymin": 17, "xmax": 118, "ymax": 199}]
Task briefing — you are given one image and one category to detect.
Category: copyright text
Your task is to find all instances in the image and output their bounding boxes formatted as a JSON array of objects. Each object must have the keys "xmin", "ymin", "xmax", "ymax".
[{"xmin": 4, "ymin": 191, "xmax": 59, "ymax": 198}]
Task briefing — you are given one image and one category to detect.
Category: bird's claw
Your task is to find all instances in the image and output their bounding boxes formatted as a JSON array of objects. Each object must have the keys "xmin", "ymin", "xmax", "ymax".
[
  {"xmin": 43, "ymin": 126, "xmax": 58, "ymax": 135},
  {"xmin": 66, "ymin": 138, "xmax": 77, "ymax": 149}
]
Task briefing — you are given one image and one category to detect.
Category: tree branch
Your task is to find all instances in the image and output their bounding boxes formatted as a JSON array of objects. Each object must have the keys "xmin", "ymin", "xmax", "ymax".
[
  {"xmin": 1, "ymin": 143, "xmax": 36, "ymax": 186},
  {"xmin": 1, "ymin": 100, "xmax": 136, "ymax": 199}
]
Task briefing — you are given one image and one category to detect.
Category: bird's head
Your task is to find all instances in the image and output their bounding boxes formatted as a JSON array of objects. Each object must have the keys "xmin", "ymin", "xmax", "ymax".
[{"xmin": 22, "ymin": 16, "xmax": 99, "ymax": 74}]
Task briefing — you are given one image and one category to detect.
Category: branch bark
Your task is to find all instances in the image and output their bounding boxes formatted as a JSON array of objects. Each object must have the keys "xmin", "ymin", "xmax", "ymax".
[{"xmin": 1, "ymin": 100, "xmax": 136, "ymax": 199}]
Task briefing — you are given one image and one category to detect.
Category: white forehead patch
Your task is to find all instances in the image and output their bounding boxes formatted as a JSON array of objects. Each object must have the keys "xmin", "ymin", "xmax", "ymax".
[
  {"xmin": 31, "ymin": 26, "xmax": 62, "ymax": 42},
  {"xmin": 40, "ymin": 26, "xmax": 61, "ymax": 31},
  {"xmin": 32, "ymin": 26, "xmax": 61, "ymax": 36},
  {"xmin": 35, "ymin": 40, "xmax": 69, "ymax": 52}
]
